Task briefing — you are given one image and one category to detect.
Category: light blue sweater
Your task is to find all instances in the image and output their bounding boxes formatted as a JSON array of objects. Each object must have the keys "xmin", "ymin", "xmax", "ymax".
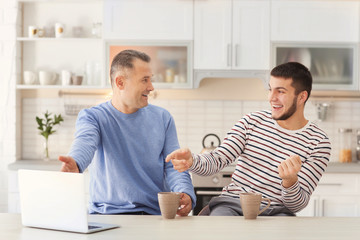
[{"xmin": 68, "ymin": 101, "xmax": 195, "ymax": 214}]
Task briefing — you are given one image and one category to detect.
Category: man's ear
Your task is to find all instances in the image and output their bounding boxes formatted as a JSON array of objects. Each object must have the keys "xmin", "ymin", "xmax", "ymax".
[
  {"xmin": 299, "ymin": 91, "xmax": 308, "ymax": 104},
  {"xmin": 115, "ymin": 76, "xmax": 125, "ymax": 89}
]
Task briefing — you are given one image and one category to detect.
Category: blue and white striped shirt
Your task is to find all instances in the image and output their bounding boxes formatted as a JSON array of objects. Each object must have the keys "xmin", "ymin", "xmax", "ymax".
[{"xmin": 190, "ymin": 110, "xmax": 331, "ymax": 213}]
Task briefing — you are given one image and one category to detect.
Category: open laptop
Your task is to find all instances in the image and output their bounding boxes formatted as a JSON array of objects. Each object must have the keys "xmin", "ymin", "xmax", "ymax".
[{"xmin": 18, "ymin": 169, "xmax": 119, "ymax": 233}]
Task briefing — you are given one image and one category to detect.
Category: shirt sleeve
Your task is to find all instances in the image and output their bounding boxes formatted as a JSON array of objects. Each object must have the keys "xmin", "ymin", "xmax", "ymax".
[
  {"xmin": 190, "ymin": 117, "xmax": 247, "ymax": 176},
  {"xmin": 68, "ymin": 109, "xmax": 100, "ymax": 173},
  {"xmin": 163, "ymin": 114, "xmax": 196, "ymax": 209},
  {"xmin": 281, "ymin": 136, "xmax": 331, "ymax": 213}
]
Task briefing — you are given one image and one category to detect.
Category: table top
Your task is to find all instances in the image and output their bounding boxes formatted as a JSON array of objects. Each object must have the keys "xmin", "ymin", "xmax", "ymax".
[{"xmin": 1, "ymin": 213, "xmax": 360, "ymax": 240}]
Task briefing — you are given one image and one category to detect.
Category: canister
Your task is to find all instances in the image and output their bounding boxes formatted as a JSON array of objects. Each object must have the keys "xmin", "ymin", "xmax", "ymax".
[
  {"xmin": 339, "ymin": 128, "xmax": 352, "ymax": 163},
  {"xmin": 356, "ymin": 129, "xmax": 360, "ymax": 162}
]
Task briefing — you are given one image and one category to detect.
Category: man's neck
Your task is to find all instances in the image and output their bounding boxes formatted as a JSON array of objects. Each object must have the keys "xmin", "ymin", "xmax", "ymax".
[{"xmin": 276, "ymin": 113, "xmax": 308, "ymax": 130}]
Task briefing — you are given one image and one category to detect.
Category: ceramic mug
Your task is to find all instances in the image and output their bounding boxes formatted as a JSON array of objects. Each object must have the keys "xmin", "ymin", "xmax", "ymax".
[
  {"xmin": 61, "ymin": 70, "xmax": 72, "ymax": 85},
  {"xmin": 55, "ymin": 23, "xmax": 64, "ymax": 38},
  {"xmin": 239, "ymin": 192, "xmax": 271, "ymax": 220},
  {"xmin": 72, "ymin": 75, "xmax": 83, "ymax": 85},
  {"xmin": 39, "ymin": 71, "xmax": 57, "ymax": 85},
  {"xmin": 23, "ymin": 71, "xmax": 37, "ymax": 85},
  {"xmin": 28, "ymin": 26, "xmax": 38, "ymax": 38},
  {"xmin": 158, "ymin": 192, "xmax": 181, "ymax": 219}
]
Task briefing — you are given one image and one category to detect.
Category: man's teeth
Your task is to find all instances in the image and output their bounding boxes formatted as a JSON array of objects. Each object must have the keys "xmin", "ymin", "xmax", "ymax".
[{"xmin": 273, "ymin": 105, "xmax": 282, "ymax": 108}]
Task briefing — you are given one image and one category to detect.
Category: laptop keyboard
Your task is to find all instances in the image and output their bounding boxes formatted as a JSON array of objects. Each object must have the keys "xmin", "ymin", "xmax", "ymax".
[{"xmin": 88, "ymin": 225, "xmax": 101, "ymax": 230}]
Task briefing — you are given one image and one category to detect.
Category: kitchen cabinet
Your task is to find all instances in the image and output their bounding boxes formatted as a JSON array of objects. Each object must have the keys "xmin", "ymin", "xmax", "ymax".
[
  {"xmin": 271, "ymin": 1, "xmax": 360, "ymax": 42},
  {"xmin": 106, "ymin": 41, "xmax": 193, "ymax": 88},
  {"xmin": 17, "ymin": 0, "xmax": 105, "ymax": 89},
  {"xmin": 273, "ymin": 43, "xmax": 358, "ymax": 91},
  {"xmin": 103, "ymin": 0, "xmax": 193, "ymax": 40},
  {"xmin": 194, "ymin": 0, "xmax": 270, "ymax": 70},
  {"xmin": 296, "ymin": 173, "xmax": 360, "ymax": 217}
]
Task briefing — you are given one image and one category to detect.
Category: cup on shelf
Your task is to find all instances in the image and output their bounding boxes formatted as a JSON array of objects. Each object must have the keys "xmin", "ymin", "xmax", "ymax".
[
  {"xmin": 28, "ymin": 26, "xmax": 38, "ymax": 38},
  {"xmin": 23, "ymin": 71, "xmax": 38, "ymax": 85},
  {"xmin": 72, "ymin": 75, "xmax": 83, "ymax": 85},
  {"xmin": 39, "ymin": 71, "xmax": 57, "ymax": 85},
  {"xmin": 61, "ymin": 70, "xmax": 72, "ymax": 86},
  {"xmin": 55, "ymin": 23, "xmax": 64, "ymax": 38},
  {"xmin": 72, "ymin": 26, "xmax": 84, "ymax": 38}
]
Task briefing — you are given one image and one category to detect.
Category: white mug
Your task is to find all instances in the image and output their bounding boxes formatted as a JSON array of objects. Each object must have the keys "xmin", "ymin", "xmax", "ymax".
[
  {"xmin": 55, "ymin": 23, "xmax": 64, "ymax": 38},
  {"xmin": 61, "ymin": 70, "xmax": 72, "ymax": 85},
  {"xmin": 28, "ymin": 26, "xmax": 38, "ymax": 38},
  {"xmin": 23, "ymin": 71, "xmax": 37, "ymax": 85},
  {"xmin": 39, "ymin": 71, "xmax": 57, "ymax": 85}
]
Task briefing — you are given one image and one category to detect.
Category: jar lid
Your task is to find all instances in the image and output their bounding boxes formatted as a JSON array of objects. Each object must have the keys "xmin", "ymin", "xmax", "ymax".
[{"xmin": 339, "ymin": 128, "xmax": 352, "ymax": 133}]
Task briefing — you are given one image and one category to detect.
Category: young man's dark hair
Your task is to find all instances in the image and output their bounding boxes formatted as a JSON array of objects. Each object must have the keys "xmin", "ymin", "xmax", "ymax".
[{"xmin": 270, "ymin": 62, "xmax": 312, "ymax": 103}]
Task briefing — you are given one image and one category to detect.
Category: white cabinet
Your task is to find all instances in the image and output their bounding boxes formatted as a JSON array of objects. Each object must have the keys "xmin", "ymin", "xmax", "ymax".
[
  {"xmin": 194, "ymin": 0, "xmax": 270, "ymax": 70},
  {"xmin": 17, "ymin": 0, "xmax": 105, "ymax": 89},
  {"xmin": 271, "ymin": 1, "xmax": 360, "ymax": 42},
  {"xmin": 297, "ymin": 173, "xmax": 360, "ymax": 217},
  {"xmin": 272, "ymin": 43, "xmax": 358, "ymax": 91},
  {"xmin": 103, "ymin": 0, "xmax": 193, "ymax": 40}
]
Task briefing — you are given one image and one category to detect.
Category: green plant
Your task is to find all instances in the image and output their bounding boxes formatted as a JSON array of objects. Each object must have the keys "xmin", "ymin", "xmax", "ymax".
[{"xmin": 36, "ymin": 111, "xmax": 64, "ymax": 160}]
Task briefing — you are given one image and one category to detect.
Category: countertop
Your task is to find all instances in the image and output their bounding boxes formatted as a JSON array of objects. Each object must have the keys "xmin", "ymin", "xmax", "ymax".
[
  {"xmin": 1, "ymin": 214, "xmax": 360, "ymax": 240},
  {"xmin": 8, "ymin": 160, "xmax": 360, "ymax": 173}
]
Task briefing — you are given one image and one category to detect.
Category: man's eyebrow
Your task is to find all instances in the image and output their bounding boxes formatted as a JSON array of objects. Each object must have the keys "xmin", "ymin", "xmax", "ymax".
[{"xmin": 269, "ymin": 85, "xmax": 288, "ymax": 91}]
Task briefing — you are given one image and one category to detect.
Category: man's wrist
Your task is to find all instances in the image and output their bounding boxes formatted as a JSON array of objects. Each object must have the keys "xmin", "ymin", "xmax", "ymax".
[{"xmin": 282, "ymin": 176, "xmax": 298, "ymax": 188}]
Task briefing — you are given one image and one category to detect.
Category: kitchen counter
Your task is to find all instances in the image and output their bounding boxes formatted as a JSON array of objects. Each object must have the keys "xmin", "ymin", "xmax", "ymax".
[
  {"xmin": 1, "ymin": 214, "xmax": 359, "ymax": 240},
  {"xmin": 7, "ymin": 160, "xmax": 360, "ymax": 173}
]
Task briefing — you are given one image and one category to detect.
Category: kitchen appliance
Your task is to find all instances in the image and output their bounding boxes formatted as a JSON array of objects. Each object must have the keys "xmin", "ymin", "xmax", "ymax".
[
  {"xmin": 201, "ymin": 133, "xmax": 220, "ymax": 153},
  {"xmin": 193, "ymin": 133, "xmax": 234, "ymax": 215},
  {"xmin": 192, "ymin": 170, "xmax": 234, "ymax": 215}
]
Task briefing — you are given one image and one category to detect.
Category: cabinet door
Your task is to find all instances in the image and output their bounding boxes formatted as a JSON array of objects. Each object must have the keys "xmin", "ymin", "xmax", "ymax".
[
  {"xmin": 296, "ymin": 196, "xmax": 318, "ymax": 217},
  {"xmin": 194, "ymin": 0, "xmax": 232, "ymax": 69},
  {"xmin": 232, "ymin": 0, "xmax": 270, "ymax": 70},
  {"xmin": 271, "ymin": 1, "xmax": 360, "ymax": 42},
  {"xmin": 321, "ymin": 195, "xmax": 360, "ymax": 217},
  {"xmin": 104, "ymin": 0, "xmax": 193, "ymax": 40}
]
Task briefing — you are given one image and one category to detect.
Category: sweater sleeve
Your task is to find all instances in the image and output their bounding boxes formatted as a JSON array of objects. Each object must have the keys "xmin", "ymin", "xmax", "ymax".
[
  {"xmin": 68, "ymin": 109, "xmax": 100, "ymax": 173},
  {"xmin": 281, "ymin": 135, "xmax": 331, "ymax": 213}
]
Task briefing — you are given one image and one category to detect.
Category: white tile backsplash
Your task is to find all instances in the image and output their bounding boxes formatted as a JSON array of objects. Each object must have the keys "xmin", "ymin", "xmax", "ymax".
[{"xmin": 19, "ymin": 98, "xmax": 360, "ymax": 163}]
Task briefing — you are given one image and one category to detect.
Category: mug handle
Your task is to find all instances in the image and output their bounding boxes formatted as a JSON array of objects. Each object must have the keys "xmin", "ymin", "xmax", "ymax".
[{"xmin": 258, "ymin": 198, "xmax": 271, "ymax": 215}]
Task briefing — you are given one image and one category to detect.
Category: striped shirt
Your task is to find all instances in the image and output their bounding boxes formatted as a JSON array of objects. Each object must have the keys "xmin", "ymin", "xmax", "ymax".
[{"xmin": 190, "ymin": 110, "xmax": 331, "ymax": 213}]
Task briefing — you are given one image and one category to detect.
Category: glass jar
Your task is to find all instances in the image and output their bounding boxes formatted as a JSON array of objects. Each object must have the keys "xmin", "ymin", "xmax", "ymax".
[
  {"xmin": 356, "ymin": 129, "xmax": 360, "ymax": 162},
  {"xmin": 339, "ymin": 128, "xmax": 352, "ymax": 163}
]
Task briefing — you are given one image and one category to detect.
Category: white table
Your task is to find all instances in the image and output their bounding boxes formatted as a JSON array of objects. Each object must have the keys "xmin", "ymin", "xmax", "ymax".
[{"xmin": 1, "ymin": 213, "xmax": 360, "ymax": 240}]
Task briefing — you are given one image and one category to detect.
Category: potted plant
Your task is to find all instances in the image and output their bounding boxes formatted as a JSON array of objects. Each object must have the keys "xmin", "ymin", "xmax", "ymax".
[{"xmin": 36, "ymin": 111, "xmax": 64, "ymax": 161}]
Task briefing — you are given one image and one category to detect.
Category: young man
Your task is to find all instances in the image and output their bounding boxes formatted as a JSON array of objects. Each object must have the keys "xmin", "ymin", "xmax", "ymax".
[
  {"xmin": 59, "ymin": 50, "xmax": 195, "ymax": 215},
  {"xmin": 166, "ymin": 62, "xmax": 331, "ymax": 216}
]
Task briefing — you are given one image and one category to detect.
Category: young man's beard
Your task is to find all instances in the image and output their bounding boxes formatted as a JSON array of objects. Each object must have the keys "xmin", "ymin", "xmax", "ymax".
[{"xmin": 272, "ymin": 97, "xmax": 297, "ymax": 121}]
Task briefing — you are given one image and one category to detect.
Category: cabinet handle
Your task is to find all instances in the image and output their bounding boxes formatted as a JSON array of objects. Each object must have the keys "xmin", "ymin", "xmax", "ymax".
[
  {"xmin": 196, "ymin": 191, "xmax": 222, "ymax": 196},
  {"xmin": 318, "ymin": 183, "xmax": 342, "ymax": 187},
  {"xmin": 235, "ymin": 44, "xmax": 239, "ymax": 67},
  {"xmin": 313, "ymin": 198, "xmax": 317, "ymax": 216},
  {"xmin": 227, "ymin": 44, "xmax": 231, "ymax": 67}
]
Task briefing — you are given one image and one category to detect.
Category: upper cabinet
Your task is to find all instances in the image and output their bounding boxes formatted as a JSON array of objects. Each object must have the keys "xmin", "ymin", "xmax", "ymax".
[
  {"xmin": 194, "ymin": 0, "xmax": 270, "ymax": 70},
  {"xmin": 103, "ymin": 0, "xmax": 193, "ymax": 40},
  {"xmin": 17, "ymin": 0, "xmax": 105, "ymax": 89},
  {"xmin": 271, "ymin": 1, "xmax": 360, "ymax": 42}
]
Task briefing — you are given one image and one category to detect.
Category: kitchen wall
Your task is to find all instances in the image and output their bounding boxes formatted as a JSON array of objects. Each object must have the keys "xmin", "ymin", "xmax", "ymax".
[
  {"xmin": 0, "ymin": 0, "xmax": 17, "ymax": 213},
  {"xmin": 21, "ymin": 90, "xmax": 360, "ymax": 164}
]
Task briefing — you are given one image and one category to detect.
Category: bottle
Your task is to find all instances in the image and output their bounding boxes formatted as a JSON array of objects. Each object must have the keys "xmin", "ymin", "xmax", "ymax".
[
  {"xmin": 339, "ymin": 128, "xmax": 352, "ymax": 163},
  {"xmin": 356, "ymin": 129, "xmax": 360, "ymax": 162}
]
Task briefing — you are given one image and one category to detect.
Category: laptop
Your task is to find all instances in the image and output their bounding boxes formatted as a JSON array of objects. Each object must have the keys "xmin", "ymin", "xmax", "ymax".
[{"xmin": 18, "ymin": 169, "xmax": 120, "ymax": 233}]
